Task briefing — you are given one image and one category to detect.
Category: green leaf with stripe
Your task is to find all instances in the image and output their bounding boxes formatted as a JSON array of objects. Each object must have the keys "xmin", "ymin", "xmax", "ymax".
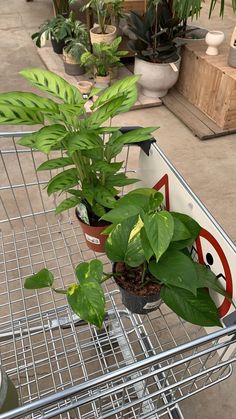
[
  {"xmin": 0, "ymin": 104, "xmax": 43, "ymax": 125},
  {"xmin": 0, "ymin": 91, "xmax": 58, "ymax": 113},
  {"xmin": 37, "ymin": 157, "xmax": 73, "ymax": 171},
  {"xmin": 55, "ymin": 196, "xmax": 81, "ymax": 214},
  {"xmin": 34, "ymin": 124, "xmax": 67, "ymax": 154},
  {"xmin": 94, "ymin": 185, "xmax": 116, "ymax": 208},
  {"xmin": 67, "ymin": 131, "xmax": 102, "ymax": 153},
  {"xmin": 20, "ymin": 68, "xmax": 83, "ymax": 105},
  {"xmin": 83, "ymin": 96, "xmax": 125, "ymax": 129},
  {"xmin": 18, "ymin": 132, "xmax": 39, "ymax": 148},
  {"xmin": 93, "ymin": 161, "xmax": 123, "ymax": 174},
  {"xmin": 47, "ymin": 168, "xmax": 78, "ymax": 196},
  {"xmin": 114, "ymin": 127, "xmax": 157, "ymax": 146}
]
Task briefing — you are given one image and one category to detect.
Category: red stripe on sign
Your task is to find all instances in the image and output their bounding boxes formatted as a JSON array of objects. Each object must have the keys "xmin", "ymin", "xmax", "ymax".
[{"xmin": 153, "ymin": 174, "xmax": 170, "ymax": 211}]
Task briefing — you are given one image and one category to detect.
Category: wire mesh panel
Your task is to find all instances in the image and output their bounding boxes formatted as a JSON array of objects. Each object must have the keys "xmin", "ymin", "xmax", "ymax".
[{"xmin": 0, "ymin": 132, "xmax": 236, "ymax": 418}]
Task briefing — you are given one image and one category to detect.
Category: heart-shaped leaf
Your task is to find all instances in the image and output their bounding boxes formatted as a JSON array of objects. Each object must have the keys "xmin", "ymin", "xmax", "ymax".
[
  {"xmin": 144, "ymin": 211, "xmax": 174, "ymax": 262},
  {"xmin": 24, "ymin": 268, "xmax": 54, "ymax": 289}
]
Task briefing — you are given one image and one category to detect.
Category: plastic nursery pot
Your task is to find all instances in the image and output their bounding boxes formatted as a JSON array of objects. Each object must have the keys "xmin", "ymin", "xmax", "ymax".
[
  {"xmin": 51, "ymin": 37, "xmax": 65, "ymax": 54},
  {"xmin": 90, "ymin": 25, "xmax": 117, "ymax": 45},
  {"xmin": 75, "ymin": 210, "xmax": 109, "ymax": 253},
  {"xmin": 0, "ymin": 368, "xmax": 19, "ymax": 414},
  {"xmin": 113, "ymin": 263, "xmax": 162, "ymax": 315}
]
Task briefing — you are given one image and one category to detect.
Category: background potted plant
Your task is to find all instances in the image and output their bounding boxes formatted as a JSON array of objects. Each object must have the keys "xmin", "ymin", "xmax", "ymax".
[
  {"xmin": 63, "ymin": 21, "xmax": 90, "ymax": 75},
  {"xmin": 128, "ymin": 0, "xmax": 181, "ymax": 98},
  {"xmin": 0, "ymin": 68, "xmax": 155, "ymax": 252},
  {"xmin": 80, "ymin": 36, "xmax": 128, "ymax": 86},
  {"xmin": 23, "ymin": 187, "xmax": 234, "ymax": 328},
  {"xmin": 82, "ymin": 0, "xmax": 117, "ymax": 44}
]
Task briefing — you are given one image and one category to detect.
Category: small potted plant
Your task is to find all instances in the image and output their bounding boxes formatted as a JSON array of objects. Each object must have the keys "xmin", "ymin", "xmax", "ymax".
[
  {"xmin": 62, "ymin": 21, "xmax": 90, "ymax": 75},
  {"xmin": 24, "ymin": 188, "xmax": 234, "ymax": 328},
  {"xmin": 0, "ymin": 68, "xmax": 155, "ymax": 252},
  {"xmin": 32, "ymin": 12, "xmax": 76, "ymax": 54},
  {"xmin": 82, "ymin": 0, "xmax": 117, "ymax": 45},
  {"xmin": 128, "ymin": 0, "xmax": 181, "ymax": 98},
  {"xmin": 80, "ymin": 36, "xmax": 128, "ymax": 86}
]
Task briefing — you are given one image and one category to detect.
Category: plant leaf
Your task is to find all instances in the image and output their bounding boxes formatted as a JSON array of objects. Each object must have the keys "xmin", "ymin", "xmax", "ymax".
[
  {"xmin": 37, "ymin": 157, "xmax": 73, "ymax": 171},
  {"xmin": 149, "ymin": 250, "xmax": 199, "ymax": 295},
  {"xmin": 67, "ymin": 281, "xmax": 105, "ymax": 328},
  {"xmin": 94, "ymin": 185, "xmax": 116, "ymax": 208},
  {"xmin": 140, "ymin": 227, "xmax": 153, "ymax": 262},
  {"xmin": 101, "ymin": 204, "xmax": 141, "ymax": 223},
  {"xmin": 47, "ymin": 168, "xmax": 78, "ymax": 196},
  {"xmin": 67, "ymin": 131, "xmax": 102, "ymax": 153},
  {"xmin": 75, "ymin": 260, "xmax": 103, "ymax": 283},
  {"xmin": 0, "ymin": 91, "xmax": 58, "ymax": 113},
  {"xmin": 20, "ymin": 68, "xmax": 83, "ymax": 105},
  {"xmin": 34, "ymin": 124, "xmax": 68, "ymax": 154},
  {"xmin": 105, "ymin": 173, "xmax": 139, "ymax": 187},
  {"xmin": 84, "ymin": 96, "xmax": 125, "ymax": 129},
  {"xmin": 194, "ymin": 262, "xmax": 233, "ymax": 301},
  {"xmin": 171, "ymin": 215, "xmax": 191, "ymax": 241},
  {"xmin": 105, "ymin": 215, "xmax": 139, "ymax": 262},
  {"xmin": 144, "ymin": 211, "xmax": 174, "ymax": 262},
  {"xmin": 161, "ymin": 286, "xmax": 222, "ymax": 327},
  {"xmin": 24, "ymin": 268, "xmax": 54, "ymax": 289},
  {"xmin": 168, "ymin": 212, "xmax": 201, "ymax": 250},
  {"xmin": 55, "ymin": 196, "xmax": 81, "ymax": 214},
  {"xmin": 0, "ymin": 104, "xmax": 43, "ymax": 125}
]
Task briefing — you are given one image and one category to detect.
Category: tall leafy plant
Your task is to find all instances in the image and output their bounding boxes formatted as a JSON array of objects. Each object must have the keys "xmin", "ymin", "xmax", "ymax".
[
  {"xmin": 24, "ymin": 188, "xmax": 234, "ymax": 328},
  {"xmin": 82, "ymin": 0, "xmax": 125, "ymax": 33},
  {"xmin": 0, "ymin": 69, "xmax": 156, "ymax": 220},
  {"xmin": 80, "ymin": 37, "xmax": 128, "ymax": 76}
]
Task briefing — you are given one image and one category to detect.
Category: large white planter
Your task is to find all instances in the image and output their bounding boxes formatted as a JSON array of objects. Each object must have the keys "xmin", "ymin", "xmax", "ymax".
[{"xmin": 134, "ymin": 56, "xmax": 181, "ymax": 98}]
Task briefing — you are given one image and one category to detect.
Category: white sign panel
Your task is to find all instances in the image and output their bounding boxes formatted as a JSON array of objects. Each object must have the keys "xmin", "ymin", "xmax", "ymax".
[{"xmin": 138, "ymin": 144, "xmax": 236, "ymax": 325}]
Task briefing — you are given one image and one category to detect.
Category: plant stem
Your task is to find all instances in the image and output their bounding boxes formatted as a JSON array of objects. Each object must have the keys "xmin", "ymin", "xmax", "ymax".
[
  {"xmin": 52, "ymin": 287, "xmax": 67, "ymax": 294},
  {"xmin": 141, "ymin": 261, "xmax": 147, "ymax": 285}
]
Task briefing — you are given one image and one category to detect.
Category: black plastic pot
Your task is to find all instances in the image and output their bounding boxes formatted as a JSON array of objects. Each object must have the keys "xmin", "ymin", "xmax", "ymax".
[
  {"xmin": 0, "ymin": 369, "xmax": 19, "ymax": 413},
  {"xmin": 51, "ymin": 38, "xmax": 65, "ymax": 54},
  {"xmin": 113, "ymin": 264, "xmax": 161, "ymax": 315}
]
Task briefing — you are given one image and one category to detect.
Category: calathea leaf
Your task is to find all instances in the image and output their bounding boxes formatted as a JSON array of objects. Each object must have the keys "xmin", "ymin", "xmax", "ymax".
[
  {"xmin": 92, "ymin": 203, "xmax": 106, "ymax": 217},
  {"xmin": 18, "ymin": 132, "xmax": 39, "ymax": 148},
  {"xmin": 20, "ymin": 68, "xmax": 83, "ymax": 105},
  {"xmin": 55, "ymin": 196, "xmax": 81, "ymax": 214},
  {"xmin": 93, "ymin": 161, "xmax": 123, "ymax": 174},
  {"xmin": 160, "ymin": 286, "xmax": 222, "ymax": 327},
  {"xmin": 143, "ymin": 211, "xmax": 174, "ymax": 262},
  {"xmin": 66, "ymin": 131, "xmax": 102, "ymax": 154},
  {"xmin": 149, "ymin": 250, "xmax": 199, "ymax": 295},
  {"xmin": 67, "ymin": 281, "xmax": 105, "ymax": 328},
  {"xmin": 94, "ymin": 185, "xmax": 116, "ymax": 208},
  {"xmin": 24, "ymin": 268, "xmax": 54, "ymax": 289},
  {"xmin": 47, "ymin": 168, "xmax": 78, "ymax": 196},
  {"xmin": 34, "ymin": 124, "xmax": 67, "ymax": 154},
  {"xmin": 0, "ymin": 91, "xmax": 58, "ymax": 113},
  {"xmin": 37, "ymin": 157, "xmax": 73, "ymax": 171},
  {"xmin": 114, "ymin": 127, "xmax": 157, "ymax": 146},
  {"xmin": 83, "ymin": 96, "xmax": 125, "ymax": 129},
  {"xmin": 0, "ymin": 104, "xmax": 43, "ymax": 125},
  {"xmin": 105, "ymin": 173, "xmax": 139, "ymax": 187}
]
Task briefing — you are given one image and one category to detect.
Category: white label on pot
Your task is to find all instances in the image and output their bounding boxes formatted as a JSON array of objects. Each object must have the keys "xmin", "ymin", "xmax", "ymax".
[
  {"xmin": 85, "ymin": 233, "xmax": 100, "ymax": 245},
  {"xmin": 143, "ymin": 301, "xmax": 161, "ymax": 310}
]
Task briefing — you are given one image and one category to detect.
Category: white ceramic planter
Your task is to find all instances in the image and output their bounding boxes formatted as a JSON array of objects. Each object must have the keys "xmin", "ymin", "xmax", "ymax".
[
  {"xmin": 205, "ymin": 31, "xmax": 225, "ymax": 56},
  {"xmin": 134, "ymin": 56, "xmax": 181, "ymax": 98}
]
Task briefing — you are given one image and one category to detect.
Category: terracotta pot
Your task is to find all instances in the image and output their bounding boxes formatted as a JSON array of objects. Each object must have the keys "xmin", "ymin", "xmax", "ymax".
[
  {"xmin": 76, "ymin": 216, "xmax": 109, "ymax": 253},
  {"xmin": 90, "ymin": 25, "xmax": 117, "ymax": 45},
  {"xmin": 77, "ymin": 81, "xmax": 93, "ymax": 95},
  {"xmin": 134, "ymin": 56, "xmax": 181, "ymax": 98}
]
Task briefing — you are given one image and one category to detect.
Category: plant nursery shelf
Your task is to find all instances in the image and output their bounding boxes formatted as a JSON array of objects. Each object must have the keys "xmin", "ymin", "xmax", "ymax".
[
  {"xmin": 162, "ymin": 88, "xmax": 236, "ymax": 140},
  {"xmin": 176, "ymin": 41, "xmax": 236, "ymax": 131},
  {"xmin": 38, "ymin": 47, "xmax": 162, "ymax": 111}
]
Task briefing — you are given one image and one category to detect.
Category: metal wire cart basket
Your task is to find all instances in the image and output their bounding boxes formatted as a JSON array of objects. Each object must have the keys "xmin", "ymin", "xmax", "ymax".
[{"xmin": 0, "ymin": 131, "xmax": 236, "ymax": 419}]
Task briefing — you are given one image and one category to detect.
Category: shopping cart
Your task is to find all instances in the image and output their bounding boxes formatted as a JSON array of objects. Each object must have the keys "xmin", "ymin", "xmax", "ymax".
[{"xmin": 0, "ymin": 131, "xmax": 236, "ymax": 419}]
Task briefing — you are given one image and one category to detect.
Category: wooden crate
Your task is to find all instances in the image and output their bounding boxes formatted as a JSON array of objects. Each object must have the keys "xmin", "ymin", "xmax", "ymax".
[{"xmin": 176, "ymin": 41, "xmax": 236, "ymax": 130}]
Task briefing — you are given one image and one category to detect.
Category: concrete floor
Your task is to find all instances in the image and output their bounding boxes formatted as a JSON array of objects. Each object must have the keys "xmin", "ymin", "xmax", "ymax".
[{"xmin": 0, "ymin": 1, "xmax": 236, "ymax": 418}]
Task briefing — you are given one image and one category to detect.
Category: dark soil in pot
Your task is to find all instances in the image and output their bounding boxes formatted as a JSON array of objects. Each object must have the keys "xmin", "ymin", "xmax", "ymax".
[
  {"xmin": 114, "ymin": 262, "xmax": 162, "ymax": 314},
  {"xmin": 75, "ymin": 207, "xmax": 109, "ymax": 253},
  {"xmin": 51, "ymin": 38, "xmax": 65, "ymax": 54}
]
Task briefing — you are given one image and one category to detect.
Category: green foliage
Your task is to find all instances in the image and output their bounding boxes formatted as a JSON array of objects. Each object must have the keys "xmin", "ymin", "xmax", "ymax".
[
  {"xmin": 31, "ymin": 13, "xmax": 73, "ymax": 47},
  {"xmin": 80, "ymin": 37, "xmax": 128, "ymax": 76},
  {"xmin": 0, "ymin": 68, "xmax": 156, "ymax": 220},
  {"xmin": 82, "ymin": 0, "xmax": 125, "ymax": 34},
  {"xmin": 63, "ymin": 21, "xmax": 90, "ymax": 62},
  {"xmin": 103, "ymin": 187, "xmax": 231, "ymax": 327},
  {"xmin": 24, "ymin": 269, "xmax": 54, "ymax": 289}
]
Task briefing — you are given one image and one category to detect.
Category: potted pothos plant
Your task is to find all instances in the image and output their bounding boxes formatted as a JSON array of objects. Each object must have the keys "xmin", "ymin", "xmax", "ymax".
[
  {"xmin": 62, "ymin": 21, "xmax": 90, "ymax": 75},
  {"xmin": 0, "ymin": 68, "xmax": 155, "ymax": 252},
  {"xmin": 80, "ymin": 36, "xmax": 128, "ymax": 86},
  {"xmin": 82, "ymin": 0, "xmax": 117, "ymax": 45},
  {"xmin": 24, "ymin": 188, "xmax": 234, "ymax": 329}
]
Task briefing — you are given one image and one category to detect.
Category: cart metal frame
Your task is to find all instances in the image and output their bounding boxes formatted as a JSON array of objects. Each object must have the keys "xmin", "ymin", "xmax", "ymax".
[{"xmin": 0, "ymin": 131, "xmax": 236, "ymax": 419}]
